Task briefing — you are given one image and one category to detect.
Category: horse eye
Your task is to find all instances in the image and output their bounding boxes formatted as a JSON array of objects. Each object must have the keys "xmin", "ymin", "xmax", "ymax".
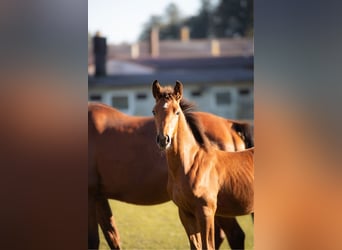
[
  {"xmin": 152, "ymin": 110, "xmax": 156, "ymax": 115},
  {"xmin": 175, "ymin": 111, "xmax": 180, "ymax": 115}
]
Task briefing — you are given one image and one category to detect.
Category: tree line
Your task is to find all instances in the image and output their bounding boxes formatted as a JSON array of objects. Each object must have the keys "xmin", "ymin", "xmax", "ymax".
[{"xmin": 139, "ymin": 0, "xmax": 253, "ymax": 41}]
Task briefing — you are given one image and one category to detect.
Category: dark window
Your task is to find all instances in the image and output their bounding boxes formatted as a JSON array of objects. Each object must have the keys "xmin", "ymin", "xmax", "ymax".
[
  {"xmin": 112, "ymin": 96, "xmax": 129, "ymax": 109},
  {"xmin": 89, "ymin": 94, "xmax": 102, "ymax": 101},
  {"xmin": 239, "ymin": 89, "xmax": 250, "ymax": 95},
  {"xmin": 216, "ymin": 92, "xmax": 231, "ymax": 105},
  {"xmin": 191, "ymin": 90, "xmax": 202, "ymax": 97},
  {"xmin": 136, "ymin": 93, "xmax": 147, "ymax": 100}
]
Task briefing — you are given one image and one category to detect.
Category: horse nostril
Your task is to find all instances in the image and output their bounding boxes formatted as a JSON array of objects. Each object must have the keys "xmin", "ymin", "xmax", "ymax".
[{"xmin": 156, "ymin": 134, "xmax": 170, "ymax": 148}]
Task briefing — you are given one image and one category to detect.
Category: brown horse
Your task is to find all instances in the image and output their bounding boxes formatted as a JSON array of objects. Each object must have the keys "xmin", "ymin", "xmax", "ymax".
[
  {"xmin": 152, "ymin": 80, "xmax": 254, "ymax": 250},
  {"xmin": 88, "ymin": 101, "xmax": 253, "ymax": 249}
]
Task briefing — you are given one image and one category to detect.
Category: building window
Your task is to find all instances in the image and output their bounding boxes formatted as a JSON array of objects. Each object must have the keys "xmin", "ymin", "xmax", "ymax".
[
  {"xmin": 239, "ymin": 89, "xmax": 250, "ymax": 96},
  {"xmin": 136, "ymin": 93, "xmax": 147, "ymax": 100},
  {"xmin": 191, "ymin": 90, "xmax": 202, "ymax": 97},
  {"xmin": 111, "ymin": 96, "xmax": 129, "ymax": 110},
  {"xmin": 216, "ymin": 92, "xmax": 231, "ymax": 105},
  {"xmin": 89, "ymin": 94, "xmax": 102, "ymax": 101}
]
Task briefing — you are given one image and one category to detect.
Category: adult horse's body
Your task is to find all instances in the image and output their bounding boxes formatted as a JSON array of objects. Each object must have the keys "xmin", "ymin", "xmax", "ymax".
[
  {"xmin": 88, "ymin": 101, "xmax": 253, "ymax": 249},
  {"xmin": 152, "ymin": 81, "xmax": 254, "ymax": 250}
]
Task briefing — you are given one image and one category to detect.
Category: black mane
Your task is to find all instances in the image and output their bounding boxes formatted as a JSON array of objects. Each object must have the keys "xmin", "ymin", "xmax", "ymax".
[
  {"xmin": 180, "ymin": 99, "xmax": 210, "ymax": 150},
  {"xmin": 232, "ymin": 122, "xmax": 254, "ymax": 148}
]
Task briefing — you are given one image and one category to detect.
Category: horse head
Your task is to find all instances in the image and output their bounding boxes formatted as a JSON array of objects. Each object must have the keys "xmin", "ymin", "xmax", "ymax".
[{"xmin": 152, "ymin": 80, "xmax": 183, "ymax": 150}]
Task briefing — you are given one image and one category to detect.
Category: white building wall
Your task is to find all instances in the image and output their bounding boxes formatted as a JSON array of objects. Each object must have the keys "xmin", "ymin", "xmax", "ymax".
[{"xmin": 89, "ymin": 84, "xmax": 253, "ymax": 120}]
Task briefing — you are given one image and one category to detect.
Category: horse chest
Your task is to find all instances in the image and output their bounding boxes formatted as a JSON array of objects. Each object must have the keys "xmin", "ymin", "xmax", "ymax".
[
  {"xmin": 170, "ymin": 185, "xmax": 197, "ymax": 212},
  {"xmin": 168, "ymin": 173, "xmax": 216, "ymax": 212}
]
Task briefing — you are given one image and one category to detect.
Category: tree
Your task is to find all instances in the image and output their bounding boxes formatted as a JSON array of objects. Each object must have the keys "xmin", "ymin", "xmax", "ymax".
[
  {"xmin": 213, "ymin": 0, "xmax": 253, "ymax": 37},
  {"xmin": 139, "ymin": 3, "xmax": 183, "ymax": 41},
  {"xmin": 138, "ymin": 0, "xmax": 254, "ymax": 42},
  {"xmin": 185, "ymin": 0, "xmax": 213, "ymax": 39},
  {"xmin": 165, "ymin": 3, "xmax": 181, "ymax": 25},
  {"xmin": 139, "ymin": 15, "xmax": 163, "ymax": 41}
]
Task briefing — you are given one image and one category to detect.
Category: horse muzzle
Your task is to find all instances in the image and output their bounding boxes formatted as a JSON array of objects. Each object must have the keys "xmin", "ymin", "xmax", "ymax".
[{"xmin": 156, "ymin": 134, "xmax": 171, "ymax": 150}]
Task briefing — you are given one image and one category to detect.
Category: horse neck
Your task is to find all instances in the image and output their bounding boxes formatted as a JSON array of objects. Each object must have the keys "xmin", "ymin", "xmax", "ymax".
[{"xmin": 166, "ymin": 112, "xmax": 200, "ymax": 174}]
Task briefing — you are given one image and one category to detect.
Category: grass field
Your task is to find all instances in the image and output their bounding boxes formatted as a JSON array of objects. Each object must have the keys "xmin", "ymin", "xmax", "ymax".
[{"xmin": 98, "ymin": 200, "xmax": 254, "ymax": 250}]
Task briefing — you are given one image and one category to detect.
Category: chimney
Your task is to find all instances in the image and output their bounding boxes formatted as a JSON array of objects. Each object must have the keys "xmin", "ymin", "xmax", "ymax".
[
  {"xmin": 180, "ymin": 26, "xmax": 190, "ymax": 42},
  {"xmin": 93, "ymin": 31, "xmax": 107, "ymax": 76},
  {"xmin": 211, "ymin": 39, "xmax": 220, "ymax": 57},
  {"xmin": 131, "ymin": 43, "xmax": 140, "ymax": 59},
  {"xmin": 149, "ymin": 27, "xmax": 159, "ymax": 58}
]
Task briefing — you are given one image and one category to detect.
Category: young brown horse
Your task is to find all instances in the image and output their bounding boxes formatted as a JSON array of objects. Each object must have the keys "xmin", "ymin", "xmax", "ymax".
[
  {"xmin": 152, "ymin": 80, "xmax": 254, "ymax": 250},
  {"xmin": 88, "ymin": 101, "xmax": 253, "ymax": 249}
]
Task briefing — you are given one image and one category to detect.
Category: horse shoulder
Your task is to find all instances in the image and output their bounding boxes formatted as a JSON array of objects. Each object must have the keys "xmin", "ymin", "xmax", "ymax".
[{"xmin": 189, "ymin": 149, "xmax": 220, "ymax": 201}]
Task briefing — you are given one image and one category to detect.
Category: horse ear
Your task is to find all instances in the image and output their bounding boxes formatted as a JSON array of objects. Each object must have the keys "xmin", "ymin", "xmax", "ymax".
[
  {"xmin": 152, "ymin": 80, "xmax": 161, "ymax": 100},
  {"xmin": 174, "ymin": 81, "xmax": 183, "ymax": 101}
]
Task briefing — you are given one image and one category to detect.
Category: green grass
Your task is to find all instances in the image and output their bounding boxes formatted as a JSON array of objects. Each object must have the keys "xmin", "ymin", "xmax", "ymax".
[{"xmin": 98, "ymin": 200, "xmax": 254, "ymax": 250}]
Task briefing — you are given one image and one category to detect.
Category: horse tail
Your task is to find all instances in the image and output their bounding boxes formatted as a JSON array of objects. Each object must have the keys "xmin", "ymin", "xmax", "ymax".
[{"xmin": 232, "ymin": 122, "xmax": 254, "ymax": 148}]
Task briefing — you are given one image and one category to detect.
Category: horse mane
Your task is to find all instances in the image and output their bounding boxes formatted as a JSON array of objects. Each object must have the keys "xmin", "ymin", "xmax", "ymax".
[
  {"xmin": 180, "ymin": 99, "xmax": 210, "ymax": 151},
  {"xmin": 232, "ymin": 122, "xmax": 254, "ymax": 148}
]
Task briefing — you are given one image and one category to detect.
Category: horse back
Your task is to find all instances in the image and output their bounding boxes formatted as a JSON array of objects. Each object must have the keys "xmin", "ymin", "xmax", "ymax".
[
  {"xmin": 88, "ymin": 102, "xmax": 127, "ymax": 135},
  {"xmin": 194, "ymin": 112, "xmax": 252, "ymax": 151}
]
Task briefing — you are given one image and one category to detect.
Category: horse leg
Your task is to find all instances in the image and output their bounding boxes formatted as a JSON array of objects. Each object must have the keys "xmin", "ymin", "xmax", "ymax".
[
  {"xmin": 178, "ymin": 208, "xmax": 202, "ymax": 249},
  {"xmin": 96, "ymin": 196, "xmax": 121, "ymax": 249},
  {"xmin": 88, "ymin": 194, "xmax": 99, "ymax": 249},
  {"xmin": 214, "ymin": 222, "xmax": 225, "ymax": 249},
  {"xmin": 215, "ymin": 216, "xmax": 245, "ymax": 250},
  {"xmin": 197, "ymin": 206, "xmax": 216, "ymax": 250}
]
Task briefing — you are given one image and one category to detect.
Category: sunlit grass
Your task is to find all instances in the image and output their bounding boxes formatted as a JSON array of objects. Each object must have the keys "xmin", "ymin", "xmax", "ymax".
[{"xmin": 98, "ymin": 200, "xmax": 253, "ymax": 249}]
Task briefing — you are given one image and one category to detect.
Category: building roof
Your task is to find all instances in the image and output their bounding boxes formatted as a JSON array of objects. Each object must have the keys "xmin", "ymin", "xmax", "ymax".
[
  {"xmin": 89, "ymin": 56, "xmax": 253, "ymax": 88},
  {"xmin": 131, "ymin": 56, "xmax": 253, "ymax": 71}
]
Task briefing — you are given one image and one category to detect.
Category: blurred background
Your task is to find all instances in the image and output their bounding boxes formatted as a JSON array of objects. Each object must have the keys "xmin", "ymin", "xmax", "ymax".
[
  {"xmin": 2, "ymin": 1, "xmax": 341, "ymax": 249},
  {"xmin": 88, "ymin": 1, "xmax": 254, "ymax": 249},
  {"xmin": 88, "ymin": 0, "xmax": 253, "ymax": 121}
]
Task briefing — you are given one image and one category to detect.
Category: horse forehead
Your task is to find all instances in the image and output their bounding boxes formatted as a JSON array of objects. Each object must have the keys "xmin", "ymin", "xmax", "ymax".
[
  {"xmin": 157, "ymin": 99, "xmax": 176, "ymax": 112},
  {"xmin": 161, "ymin": 100, "xmax": 175, "ymax": 110}
]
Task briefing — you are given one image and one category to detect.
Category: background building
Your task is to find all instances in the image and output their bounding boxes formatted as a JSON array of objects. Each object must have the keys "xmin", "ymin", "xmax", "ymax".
[{"xmin": 88, "ymin": 36, "xmax": 253, "ymax": 121}]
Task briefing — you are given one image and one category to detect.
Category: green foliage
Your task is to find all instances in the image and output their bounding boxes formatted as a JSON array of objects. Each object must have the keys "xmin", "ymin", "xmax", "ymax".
[
  {"xmin": 165, "ymin": 3, "xmax": 182, "ymax": 25},
  {"xmin": 185, "ymin": 0, "xmax": 213, "ymax": 39},
  {"xmin": 139, "ymin": 3, "xmax": 183, "ymax": 41},
  {"xmin": 139, "ymin": 15, "xmax": 163, "ymax": 41},
  {"xmin": 98, "ymin": 200, "xmax": 254, "ymax": 249},
  {"xmin": 213, "ymin": 0, "xmax": 253, "ymax": 37},
  {"xmin": 138, "ymin": 0, "xmax": 254, "ymax": 41}
]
